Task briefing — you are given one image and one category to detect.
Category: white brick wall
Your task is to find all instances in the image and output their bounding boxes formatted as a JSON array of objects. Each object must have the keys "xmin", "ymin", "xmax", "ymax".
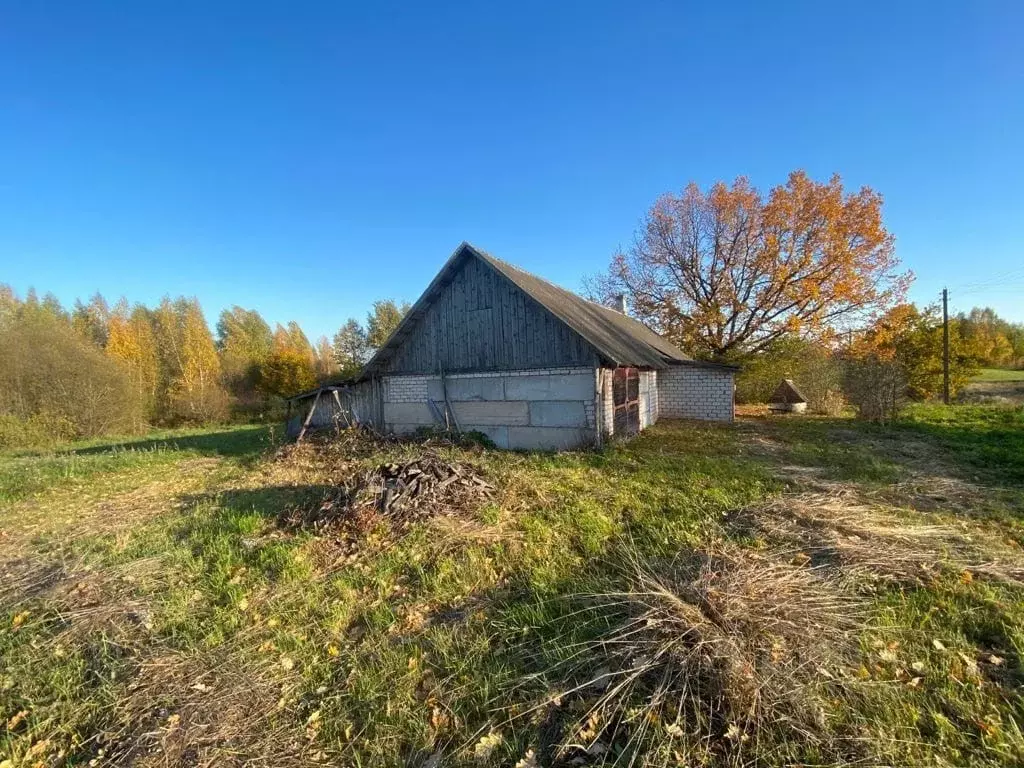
[
  {"xmin": 657, "ymin": 365, "xmax": 734, "ymax": 422},
  {"xmin": 384, "ymin": 375, "xmax": 430, "ymax": 403},
  {"xmin": 600, "ymin": 370, "xmax": 614, "ymax": 437}
]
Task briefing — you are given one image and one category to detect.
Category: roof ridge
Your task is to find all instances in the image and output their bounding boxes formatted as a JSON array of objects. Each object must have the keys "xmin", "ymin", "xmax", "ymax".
[{"xmin": 468, "ymin": 244, "xmax": 650, "ymax": 319}]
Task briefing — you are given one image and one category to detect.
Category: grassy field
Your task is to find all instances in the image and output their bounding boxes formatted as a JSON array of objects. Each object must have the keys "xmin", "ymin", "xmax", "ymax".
[
  {"xmin": 2, "ymin": 408, "xmax": 1023, "ymax": 767},
  {"xmin": 974, "ymin": 368, "xmax": 1024, "ymax": 383},
  {"xmin": 962, "ymin": 370, "xmax": 1024, "ymax": 406}
]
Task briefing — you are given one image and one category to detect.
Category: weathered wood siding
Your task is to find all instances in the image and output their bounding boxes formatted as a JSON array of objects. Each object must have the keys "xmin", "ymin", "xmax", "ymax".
[
  {"xmin": 383, "ymin": 255, "xmax": 597, "ymax": 374},
  {"xmin": 285, "ymin": 380, "xmax": 384, "ymax": 438}
]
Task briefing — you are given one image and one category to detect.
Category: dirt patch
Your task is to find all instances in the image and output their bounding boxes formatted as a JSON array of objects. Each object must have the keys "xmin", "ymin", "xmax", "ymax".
[
  {"xmin": 95, "ymin": 642, "xmax": 316, "ymax": 768},
  {"xmin": 0, "ymin": 552, "xmax": 164, "ymax": 643},
  {"xmin": 729, "ymin": 488, "xmax": 1024, "ymax": 588}
]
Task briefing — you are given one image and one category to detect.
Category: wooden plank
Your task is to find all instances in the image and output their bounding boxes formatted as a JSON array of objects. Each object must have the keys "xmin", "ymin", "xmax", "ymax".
[
  {"xmin": 332, "ymin": 389, "xmax": 350, "ymax": 427},
  {"xmin": 382, "ymin": 252, "xmax": 598, "ymax": 374},
  {"xmin": 297, "ymin": 390, "xmax": 321, "ymax": 442}
]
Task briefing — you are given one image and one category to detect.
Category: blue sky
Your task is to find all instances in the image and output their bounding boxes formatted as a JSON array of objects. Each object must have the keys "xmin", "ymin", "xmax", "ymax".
[{"xmin": 1, "ymin": 1, "xmax": 1022, "ymax": 341}]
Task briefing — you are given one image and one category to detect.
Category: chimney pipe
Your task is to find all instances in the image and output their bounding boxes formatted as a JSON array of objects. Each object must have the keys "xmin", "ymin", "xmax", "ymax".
[{"xmin": 615, "ymin": 294, "xmax": 627, "ymax": 314}]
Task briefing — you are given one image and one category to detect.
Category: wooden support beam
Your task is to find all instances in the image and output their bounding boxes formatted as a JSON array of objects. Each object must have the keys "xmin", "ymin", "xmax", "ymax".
[
  {"xmin": 331, "ymin": 388, "xmax": 351, "ymax": 428},
  {"xmin": 296, "ymin": 390, "xmax": 321, "ymax": 443}
]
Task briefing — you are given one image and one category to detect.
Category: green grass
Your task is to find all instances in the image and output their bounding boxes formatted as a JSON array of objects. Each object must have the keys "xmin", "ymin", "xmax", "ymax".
[
  {"xmin": 0, "ymin": 424, "xmax": 273, "ymax": 503},
  {"xmin": 900, "ymin": 403, "xmax": 1024, "ymax": 483},
  {"xmin": 974, "ymin": 368, "xmax": 1024, "ymax": 382},
  {"xmin": 2, "ymin": 410, "xmax": 1023, "ymax": 766}
]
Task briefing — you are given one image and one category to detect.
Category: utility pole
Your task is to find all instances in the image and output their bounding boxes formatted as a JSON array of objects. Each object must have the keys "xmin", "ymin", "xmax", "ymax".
[{"xmin": 942, "ymin": 288, "xmax": 950, "ymax": 405}]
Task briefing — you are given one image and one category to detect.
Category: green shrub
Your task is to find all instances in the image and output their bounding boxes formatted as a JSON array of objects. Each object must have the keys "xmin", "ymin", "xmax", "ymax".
[{"xmin": 0, "ymin": 412, "xmax": 75, "ymax": 449}]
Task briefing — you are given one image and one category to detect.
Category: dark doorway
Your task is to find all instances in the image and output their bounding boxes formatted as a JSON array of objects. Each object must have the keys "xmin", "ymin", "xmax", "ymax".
[{"xmin": 612, "ymin": 367, "xmax": 641, "ymax": 435}]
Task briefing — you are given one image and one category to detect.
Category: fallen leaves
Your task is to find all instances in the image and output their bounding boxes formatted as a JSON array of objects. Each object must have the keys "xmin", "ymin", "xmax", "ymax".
[
  {"xmin": 473, "ymin": 730, "xmax": 503, "ymax": 761},
  {"xmin": 6, "ymin": 709, "xmax": 28, "ymax": 731}
]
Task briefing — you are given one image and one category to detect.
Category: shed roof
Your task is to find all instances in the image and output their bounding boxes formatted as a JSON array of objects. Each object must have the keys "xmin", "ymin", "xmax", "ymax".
[
  {"xmin": 771, "ymin": 378, "xmax": 808, "ymax": 404},
  {"xmin": 360, "ymin": 243, "xmax": 732, "ymax": 377}
]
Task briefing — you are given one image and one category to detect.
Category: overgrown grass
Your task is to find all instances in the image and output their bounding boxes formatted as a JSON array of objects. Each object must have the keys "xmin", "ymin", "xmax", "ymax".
[{"xmin": 2, "ymin": 409, "xmax": 1023, "ymax": 766}]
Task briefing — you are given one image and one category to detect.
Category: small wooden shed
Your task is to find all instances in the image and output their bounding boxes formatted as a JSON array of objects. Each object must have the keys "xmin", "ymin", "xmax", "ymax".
[{"xmin": 769, "ymin": 379, "xmax": 808, "ymax": 413}]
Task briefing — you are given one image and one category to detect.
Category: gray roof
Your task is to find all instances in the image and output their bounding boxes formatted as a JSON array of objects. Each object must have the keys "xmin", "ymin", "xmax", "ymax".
[{"xmin": 361, "ymin": 242, "xmax": 727, "ymax": 377}]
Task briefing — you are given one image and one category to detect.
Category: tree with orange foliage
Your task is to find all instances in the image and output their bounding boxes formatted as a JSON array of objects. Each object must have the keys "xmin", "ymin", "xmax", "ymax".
[
  {"xmin": 843, "ymin": 303, "xmax": 981, "ymax": 419},
  {"xmin": 591, "ymin": 171, "xmax": 912, "ymax": 360},
  {"xmin": 106, "ymin": 299, "xmax": 159, "ymax": 426}
]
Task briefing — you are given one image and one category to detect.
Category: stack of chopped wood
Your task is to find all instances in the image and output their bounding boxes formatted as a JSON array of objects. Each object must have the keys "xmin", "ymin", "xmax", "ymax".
[
  {"xmin": 280, "ymin": 452, "xmax": 495, "ymax": 534},
  {"xmin": 369, "ymin": 457, "xmax": 495, "ymax": 520}
]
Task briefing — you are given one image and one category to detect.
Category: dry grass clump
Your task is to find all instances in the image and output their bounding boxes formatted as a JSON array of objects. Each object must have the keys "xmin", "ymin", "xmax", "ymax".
[
  {"xmin": 741, "ymin": 489, "xmax": 1024, "ymax": 588},
  {"xmin": 96, "ymin": 641, "xmax": 316, "ymax": 768},
  {"xmin": 546, "ymin": 545, "xmax": 866, "ymax": 766},
  {"xmin": 0, "ymin": 552, "xmax": 163, "ymax": 647}
]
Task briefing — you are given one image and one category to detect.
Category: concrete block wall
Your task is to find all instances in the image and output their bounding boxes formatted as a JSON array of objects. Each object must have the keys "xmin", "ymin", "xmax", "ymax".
[
  {"xmin": 658, "ymin": 365, "xmax": 735, "ymax": 422},
  {"xmin": 382, "ymin": 367, "xmax": 599, "ymax": 450}
]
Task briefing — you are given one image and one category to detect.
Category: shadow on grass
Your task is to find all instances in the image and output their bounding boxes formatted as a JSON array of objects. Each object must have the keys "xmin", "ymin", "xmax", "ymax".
[
  {"xmin": 895, "ymin": 405, "xmax": 1024, "ymax": 485},
  {"xmin": 174, "ymin": 484, "xmax": 338, "ymax": 537},
  {"xmin": 64, "ymin": 426, "xmax": 277, "ymax": 461},
  {"xmin": 745, "ymin": 409, "xmax": 1024, "ymax": 489}
]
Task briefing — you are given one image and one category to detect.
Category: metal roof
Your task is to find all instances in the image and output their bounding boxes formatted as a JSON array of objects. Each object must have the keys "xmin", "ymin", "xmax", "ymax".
[{"xmin": 360, "ymin": 242, "xmax": 725, "ymax": 377}]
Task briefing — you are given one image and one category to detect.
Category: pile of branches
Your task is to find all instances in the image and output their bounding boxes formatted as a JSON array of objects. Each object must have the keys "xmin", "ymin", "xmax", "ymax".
[{"xmin": 281, "ymin": 452, "xmax": 495, "ymax": 535}]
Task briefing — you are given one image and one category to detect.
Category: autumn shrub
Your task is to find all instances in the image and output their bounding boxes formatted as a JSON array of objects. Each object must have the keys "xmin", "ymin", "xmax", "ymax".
[
  {"xmin": 841, "ymin": 356, "xmax": 907, "ymax": 422},
  {"xmin": 0, "ymin": 412, "xmax": 75, "ymax": 449},
  {"xmin": 257, "ymin": 349, "xmax": 318, "ymax": 398},
  {"xmin": 0, "ymin": 313, "xmax": 145, "ymax": 439}
]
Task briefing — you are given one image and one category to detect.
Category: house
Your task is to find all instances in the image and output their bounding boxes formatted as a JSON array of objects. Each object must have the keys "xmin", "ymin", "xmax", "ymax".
[{"xmin": 288, "ymin": 242, "xmax": 736, "ymax": 448}]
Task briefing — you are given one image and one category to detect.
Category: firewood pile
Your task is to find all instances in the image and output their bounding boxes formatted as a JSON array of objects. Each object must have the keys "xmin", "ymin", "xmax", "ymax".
[{"xmin": 280, "ymin": 452, "xmax": 495, "ymax": 534}]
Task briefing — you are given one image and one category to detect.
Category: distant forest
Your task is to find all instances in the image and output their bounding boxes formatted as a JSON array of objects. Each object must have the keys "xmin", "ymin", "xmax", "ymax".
[{"xmin": 0, "ymin": 284, "xmax": 407, "ymax": 445}]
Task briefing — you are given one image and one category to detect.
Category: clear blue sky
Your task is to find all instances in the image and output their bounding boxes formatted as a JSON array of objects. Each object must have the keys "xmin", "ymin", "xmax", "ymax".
[{"xmin": 2, "ymin": 1, "xmax": 1022, "ymax": 341}]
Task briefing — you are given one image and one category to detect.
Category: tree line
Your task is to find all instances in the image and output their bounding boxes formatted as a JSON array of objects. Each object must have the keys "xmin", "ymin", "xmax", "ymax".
[
  {"xmin": 592, "ymin": 169, "xmax": 1024, "ymax": 420},
  {"xmin": 0, "ymin": 286, "xmax": 408, "ymax": 446}
]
